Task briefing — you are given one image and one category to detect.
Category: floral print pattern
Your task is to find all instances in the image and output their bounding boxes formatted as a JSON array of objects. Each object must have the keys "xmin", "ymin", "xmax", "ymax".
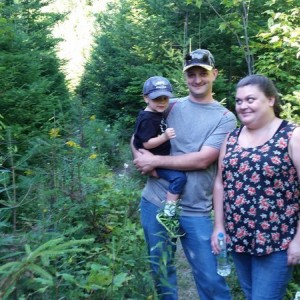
[{"xmin": 223, "ymin": 122, "xmax": 300, "ymax": 255}]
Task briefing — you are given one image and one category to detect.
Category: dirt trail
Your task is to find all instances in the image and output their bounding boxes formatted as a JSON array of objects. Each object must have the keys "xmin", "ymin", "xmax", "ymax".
[{"xmin": 176, "ymin": 241, "xmax": 198, "ymax": 299}]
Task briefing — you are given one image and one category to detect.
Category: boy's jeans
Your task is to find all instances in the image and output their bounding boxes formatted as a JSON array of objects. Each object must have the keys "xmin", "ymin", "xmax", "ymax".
[{"xmin": 156, "ymin": 168, "xmax": 186, "ymax": 195}]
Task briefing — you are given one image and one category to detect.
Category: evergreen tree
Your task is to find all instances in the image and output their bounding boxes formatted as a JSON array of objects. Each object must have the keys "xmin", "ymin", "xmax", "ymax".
[
  {"xmin": 0, "ymin": 0, "xmax": 70, "ymax": 153},
  {"xmin": 77, "ymin": 0, "xmax": 190, "ymax": 137}
]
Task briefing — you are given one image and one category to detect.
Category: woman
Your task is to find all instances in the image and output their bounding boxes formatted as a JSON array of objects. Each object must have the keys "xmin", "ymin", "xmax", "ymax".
[{"xmin": 211, "ymin": 74, "xmax": 300, "ymax": 300}]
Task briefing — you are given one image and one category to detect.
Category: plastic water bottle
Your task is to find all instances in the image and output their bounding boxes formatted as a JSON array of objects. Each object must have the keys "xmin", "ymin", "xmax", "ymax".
[
  {"xmin": 217, "ymin": 232, "xmax": 231, "ymax": 276},
  {"xmin": 294, "ymin": 291, "xmax": 300, "ymax": 300}
]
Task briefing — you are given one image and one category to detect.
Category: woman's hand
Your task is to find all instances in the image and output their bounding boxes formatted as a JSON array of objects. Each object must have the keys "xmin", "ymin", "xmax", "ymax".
[
  {"xmin": 287, "ymin": 236, "xmax": 300, "ymax": 265},
  {"xmin": 211, "ymin": 226, "xmax": 226, "ymax": 255}
]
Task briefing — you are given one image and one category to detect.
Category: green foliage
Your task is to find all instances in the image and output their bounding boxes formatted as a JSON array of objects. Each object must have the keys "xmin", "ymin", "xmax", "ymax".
[
  {"xmin": 0, "ymin": 236, "xmax": 94, "ymax": 299},
  {"xmin": 281, "ymin": 91, "xmax": 300, "ymax": 124},
  {"xmin": 1, "ymin": 0, "xmax": 300, "ymax": 299},
  {"xmin": 254, "ymin": 1, "xmax": 300, "ymax": 125},
  {"xmin": 0, "ymin": 114, "xmax": 5, "ymax": 141},
  {"xmin": 79, "ymin": 0, "xmax": 299, "ymax": 133},
  {"xmin": 0, "ymin": 0, "xmax": 70, "ymax": 153},
  {"xmin": 255, "ymin": 4, "xmax": 300, "ymax": 87},
  {"xmin": 0, "ymin": 98, "xmax": 152, "ymax": 298},
  {"xmin": 287, "ymin": 265, "xmax": 300, "ymax": 299},
  {"xmin": 77, "ymin": 0, "xmax": 190, "ymax": 135}
]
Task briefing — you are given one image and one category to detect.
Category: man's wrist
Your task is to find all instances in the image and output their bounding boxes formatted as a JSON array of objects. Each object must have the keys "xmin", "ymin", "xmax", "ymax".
[{"xmin": 152, "ymin": 155, "xmax": 162, "ymax": 168}]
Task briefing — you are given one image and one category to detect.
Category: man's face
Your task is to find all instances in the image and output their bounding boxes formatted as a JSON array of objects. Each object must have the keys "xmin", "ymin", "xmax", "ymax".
[{"xmin": 184, "ymin": 66, "xmax": 218, "ymax": 101}]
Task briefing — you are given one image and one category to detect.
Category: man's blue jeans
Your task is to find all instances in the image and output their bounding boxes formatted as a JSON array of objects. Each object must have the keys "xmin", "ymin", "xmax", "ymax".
[
  {"xmin": 140, "ymin": 197, "xmax": 232, "ymax": 300},
  {"xmin": 232, "ymin": 251, "xmax": 293, "ymax": 300}
]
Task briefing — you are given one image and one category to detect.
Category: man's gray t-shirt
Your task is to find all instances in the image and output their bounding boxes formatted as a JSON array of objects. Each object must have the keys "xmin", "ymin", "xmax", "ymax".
[{"xmin": 142, "ymin": 97, "xmax": 237, "ymax": 216}]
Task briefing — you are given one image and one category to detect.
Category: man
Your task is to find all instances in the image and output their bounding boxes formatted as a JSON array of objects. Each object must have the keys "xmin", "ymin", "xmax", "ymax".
[{"xmin": 132, "ymin": 49, "xmax": 237, "ymax": 299}]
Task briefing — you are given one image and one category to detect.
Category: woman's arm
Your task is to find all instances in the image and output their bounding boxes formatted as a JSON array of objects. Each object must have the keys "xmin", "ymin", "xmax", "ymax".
[
  {"xmin": 287, "ymin": 126, "xmax": 300, "ymax": 265},
  {"xmin": 211, "ymin": 137, "xmax": 228, "ymax": 254}
]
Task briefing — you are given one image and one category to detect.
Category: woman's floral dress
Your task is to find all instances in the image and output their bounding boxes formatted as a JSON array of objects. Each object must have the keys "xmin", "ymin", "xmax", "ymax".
[{"xmin": 222, "ymin": 121, "xmax": 299, "ymax": 255}]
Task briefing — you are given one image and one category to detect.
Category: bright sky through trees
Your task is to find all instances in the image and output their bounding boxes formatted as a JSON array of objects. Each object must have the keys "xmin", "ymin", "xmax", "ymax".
[{"xmin": 46, "ymin": 0, "xmax": 112, "ymax": 90}]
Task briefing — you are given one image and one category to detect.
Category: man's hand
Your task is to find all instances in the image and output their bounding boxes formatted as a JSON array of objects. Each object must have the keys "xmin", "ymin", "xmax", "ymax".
[{"xmin": 133, "ymin": 149, "xmax": 156, "ymax": 175}]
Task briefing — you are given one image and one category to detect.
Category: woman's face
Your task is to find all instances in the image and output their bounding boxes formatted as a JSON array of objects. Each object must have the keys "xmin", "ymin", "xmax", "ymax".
[{"xmin": 235, "ymin": 84, "xmax": 275, "ymax": 128}]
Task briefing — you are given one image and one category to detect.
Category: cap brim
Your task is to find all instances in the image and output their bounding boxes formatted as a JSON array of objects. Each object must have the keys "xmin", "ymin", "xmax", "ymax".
[
  {"xmin": 147, "ymin": 90, "xmax": 173, "ymax": 100},
  {"xmin": 183, "ymin": 64, "xmax": 213, "ymax": 72}
]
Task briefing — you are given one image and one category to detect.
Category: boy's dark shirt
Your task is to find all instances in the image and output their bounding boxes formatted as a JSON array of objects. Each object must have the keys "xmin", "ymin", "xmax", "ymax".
[{"xmin": 133, "ymin": 110, "xmax": 170, "ymax": 155}]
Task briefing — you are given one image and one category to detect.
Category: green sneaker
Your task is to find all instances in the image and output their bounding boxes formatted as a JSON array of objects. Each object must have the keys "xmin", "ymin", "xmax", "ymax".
[{"xmin": 156, "ymin": 212, "xmax": 185, "ymax": 239}]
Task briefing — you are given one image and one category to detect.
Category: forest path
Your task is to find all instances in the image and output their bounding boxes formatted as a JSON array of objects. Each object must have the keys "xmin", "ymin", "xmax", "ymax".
[{"xmin": 176, "ymin": 241, "xmax": 198, "ymax": 299}]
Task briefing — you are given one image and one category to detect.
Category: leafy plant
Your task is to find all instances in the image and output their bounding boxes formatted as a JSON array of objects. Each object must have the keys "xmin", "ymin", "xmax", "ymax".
[{"xmin": 0, "ymin": 237, "xmax": 94, "ymax": 299}]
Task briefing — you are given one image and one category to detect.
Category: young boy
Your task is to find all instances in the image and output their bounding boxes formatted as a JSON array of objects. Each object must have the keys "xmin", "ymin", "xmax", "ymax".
[{"xmin": 133, "ymin": 76, "xmax": 186, "ymax": 238}]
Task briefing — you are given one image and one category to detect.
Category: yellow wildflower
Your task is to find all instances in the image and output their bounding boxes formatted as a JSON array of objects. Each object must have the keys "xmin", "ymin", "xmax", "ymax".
[
  {"xmin": 24, "ymin": 169, "xmax": 33, "ymax": 175},
  {"xmin": 49, "ymin": 128, "xmax": 61, "ymax": 138},
  {"xmin": 90, "ymin": 115, "xmax": 96, "ymax": 120},
  {"xmin": 66, "ymin": 141, "xmax": 80, "ymax": 148},
  {"xmin": 89, "ymin": 153, "xmax": 97, "ymax": 159}
]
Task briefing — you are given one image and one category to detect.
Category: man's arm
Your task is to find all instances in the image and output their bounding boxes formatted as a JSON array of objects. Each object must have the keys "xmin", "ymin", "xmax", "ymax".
[
  {"xmin": 133, "ymin": 145, "xmax": 219, "ymax": 174},
  {"xmin": 144, "ymin": 110, "xmax": 236, "ymax": 172},
  {"xmin": 130, "ymin": 135, "xmax": 158, "ymax": 177},
  {"xmin": 133, "ymin": 110, "xmax": 236, "ymax": 173},
  {"xmin": 130, "ymin": 135, "xmax": 140, "ymax": 159}
]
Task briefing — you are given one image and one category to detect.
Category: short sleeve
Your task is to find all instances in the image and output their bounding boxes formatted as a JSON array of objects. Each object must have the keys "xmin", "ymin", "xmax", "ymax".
[{"xmin": 203, "ymin": 111, "xmax": 237, "ymax": 150}]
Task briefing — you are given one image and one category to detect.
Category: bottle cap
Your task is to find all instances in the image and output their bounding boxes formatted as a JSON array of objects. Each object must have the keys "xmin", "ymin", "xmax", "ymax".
[{"xmin": 218, "ymin": 232, "xmax": 224, "ymax": 239}]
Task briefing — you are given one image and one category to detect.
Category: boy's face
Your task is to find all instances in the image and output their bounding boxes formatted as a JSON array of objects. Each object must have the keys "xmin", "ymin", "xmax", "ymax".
[{"xmin": 144, "ymin": 95, "xmax": 169, "ymax": 113}]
